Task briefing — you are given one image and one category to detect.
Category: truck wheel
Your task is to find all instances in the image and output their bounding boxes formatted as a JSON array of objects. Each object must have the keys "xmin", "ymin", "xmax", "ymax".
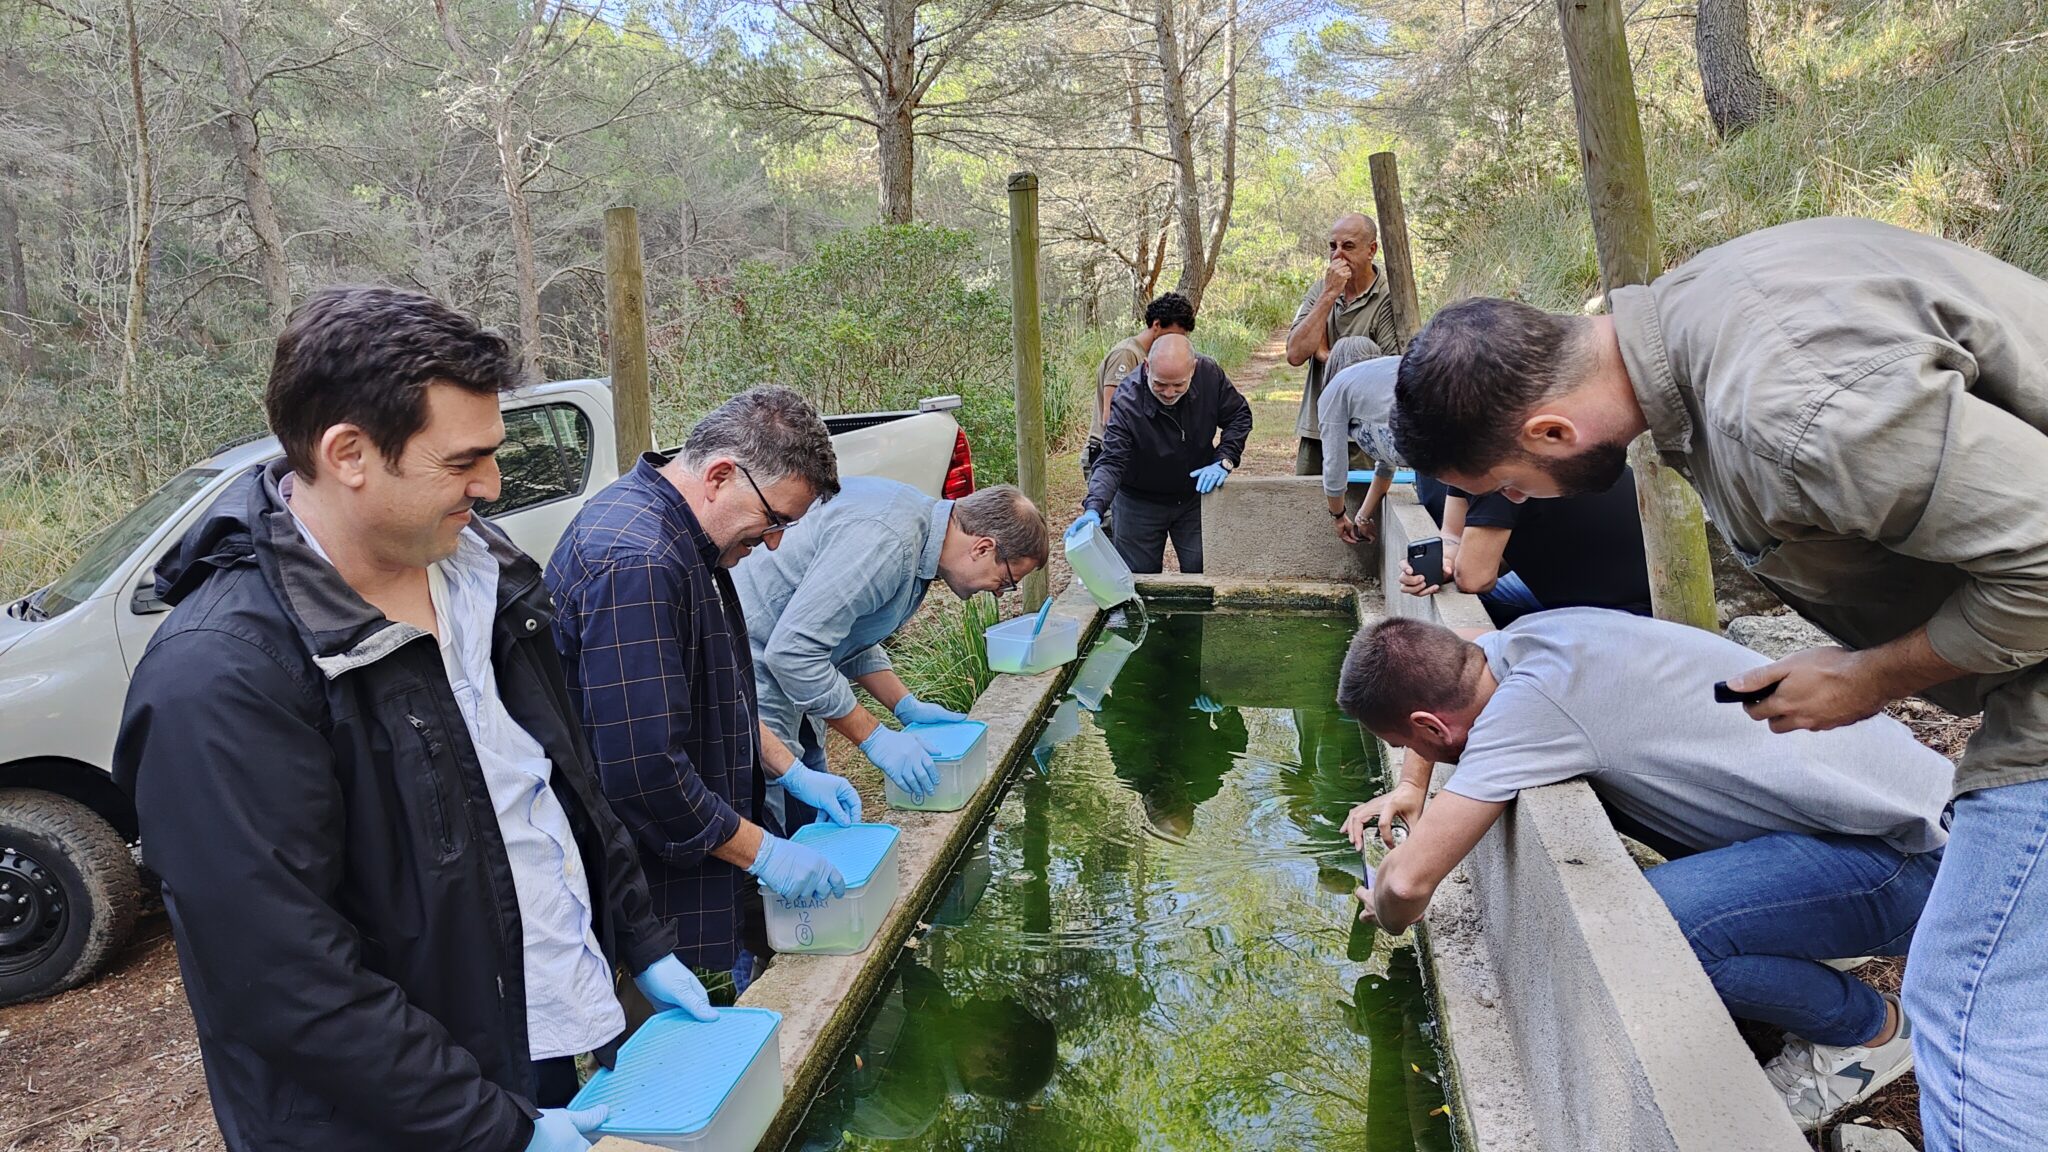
[{"xmin": 0, "ymin": 790, "xmax": 141, "ymax": 1006}]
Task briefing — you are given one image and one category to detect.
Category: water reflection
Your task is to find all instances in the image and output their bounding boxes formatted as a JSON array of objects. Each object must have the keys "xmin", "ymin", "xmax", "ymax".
[{"xmin": 794, "ymin": 610, "xmax": 1451, "ymax": 1150}]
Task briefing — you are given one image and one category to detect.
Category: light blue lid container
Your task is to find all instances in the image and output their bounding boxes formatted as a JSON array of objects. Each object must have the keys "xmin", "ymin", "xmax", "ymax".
[
  {"xmin": 789, "ymin": 821, "xmax": 901, "ymax": 889},
  {"xmin": 571, "ymin": 1007, "xmax": 783, "ymax": 1149},
  {"xmin": 1348, "ymin": 467, "xmax": 1417, "ymax": 485},
  {"xmin": 890, "ymin": 720, "xmax": 991, "ymax": 812}
]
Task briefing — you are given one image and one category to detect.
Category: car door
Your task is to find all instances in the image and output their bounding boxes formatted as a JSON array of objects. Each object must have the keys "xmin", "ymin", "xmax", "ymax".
[{"xmin": 479, "ymin": 400, "xmax": 599, "ymax": 562}]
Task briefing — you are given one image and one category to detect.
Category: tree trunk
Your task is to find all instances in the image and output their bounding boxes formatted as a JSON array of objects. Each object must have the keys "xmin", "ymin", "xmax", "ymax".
[
  {"xmin": 1198, "ymin": 0, "xmax": 1237, "ymax": 290},
  {"xmin": 1155, "ymin": 0, "xmax": 1207, "ymax": 308},
  {"xmin": 492, "ymin": 109, "xmax": 544, "ymax": 378},
  {"xmin": 1694, "ymin": 0, "xmax": 1779, "ymax": 138},
  {"xmin": 0, "ymin": 162, "xmax": 30, "ymax": 370},
  {"xmin": 875, "ymin": 0, "xmax": 917, "ymax": 223},
  {"xmin": 218, "ymin": 0, "xmax": 292, "ymax": 323},
  {"xmin": 117, "ymin": 0, "xmax": 154, "ymax": 401}
]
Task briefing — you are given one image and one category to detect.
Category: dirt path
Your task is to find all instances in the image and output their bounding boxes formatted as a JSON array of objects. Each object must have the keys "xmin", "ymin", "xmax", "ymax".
[{"xmin": 1231, "ymin": 326, "xmax": 1306, "ymax": 477}]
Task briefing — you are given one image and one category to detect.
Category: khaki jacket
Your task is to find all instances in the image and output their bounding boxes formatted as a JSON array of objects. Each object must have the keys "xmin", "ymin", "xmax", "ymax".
[
  {"xmin": 1612, "ymin": 217, "xmax": 2048, "ymax": 794},
  {"xmin": 1090, "ymin": 335, "xmax": 1146, "ymax": 444}
]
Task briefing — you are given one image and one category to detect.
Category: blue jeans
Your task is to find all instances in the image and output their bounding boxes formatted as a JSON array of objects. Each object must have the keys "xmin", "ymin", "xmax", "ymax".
[
  {"xmin": 1646, "ymin": 832, "xmax": 1940, "ymax": 1047},
  {"xmin": 1905, "ymin": 777, "xmax": 2048, "ymax": 1152},
  {"xmin": 1481, "ymin": 571, "xmax": 1544, "ymax": 619}
]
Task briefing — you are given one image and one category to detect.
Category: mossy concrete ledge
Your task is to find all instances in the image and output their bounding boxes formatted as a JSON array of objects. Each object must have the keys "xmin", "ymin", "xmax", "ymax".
[
  {"xmin": 1380, "ymin": 486, "xmax": 1807, "ymax": 1152},
  {"xmin": 733, "ymin": 580, "xmax": 1104, "ymax": 1151}
]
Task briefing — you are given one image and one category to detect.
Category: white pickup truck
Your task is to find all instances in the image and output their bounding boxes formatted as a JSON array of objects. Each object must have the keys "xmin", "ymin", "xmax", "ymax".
[{"xmin": 0, "ymin": 379, "xmax": 976, "ymax": 1004}]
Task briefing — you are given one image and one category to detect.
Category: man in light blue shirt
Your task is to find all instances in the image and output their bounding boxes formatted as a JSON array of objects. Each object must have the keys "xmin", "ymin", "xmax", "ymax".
[{"xmin": 734, "ymin": 478, "xmax": 1049, "ymax": 815}]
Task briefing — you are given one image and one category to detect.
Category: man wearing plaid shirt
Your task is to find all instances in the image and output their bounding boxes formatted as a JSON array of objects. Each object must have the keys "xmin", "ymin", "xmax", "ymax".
[{"xmin": 547, "ymin": 388, "xmax": 859, "ymax": 991}]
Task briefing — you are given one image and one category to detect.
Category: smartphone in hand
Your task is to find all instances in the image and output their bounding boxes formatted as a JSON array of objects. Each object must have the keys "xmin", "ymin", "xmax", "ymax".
[
  {"xmin": 1713, "ymin": 679, "xmax": 1779, "ymax": 705},
  {"xmin": 1407, "ymin": 537, "xmax": 1445, "ymax": 586}
]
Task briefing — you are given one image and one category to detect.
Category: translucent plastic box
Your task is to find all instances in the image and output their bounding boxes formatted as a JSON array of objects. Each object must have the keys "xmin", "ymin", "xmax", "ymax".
[
  {"xmin": 571, "ymin": 1007, "xmax": 783, "ymax": 1151},
  {"xmin": 886, "ymin": 719, "xmax": 989, "ymax": 812},
  {"xmin": 984, "ymin": 612, "xmax": 1080, "ymax": 675},
  {"xmin": 761, "ymin": 822, "xmax": 901, "ymax": 955},
  {"xmin": 1064, "ymin": 517, "xmax": 1137, "ymax": 609}
]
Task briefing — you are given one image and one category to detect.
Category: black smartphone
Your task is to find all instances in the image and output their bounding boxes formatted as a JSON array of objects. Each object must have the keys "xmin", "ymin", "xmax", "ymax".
[
  {"xmin": 1714, "ymin": 679, "xmax": 1779, "ymax": 705},
  {"xmin": 1407, "ymin": 537, "xmax": 1444, "ymax": 585}
]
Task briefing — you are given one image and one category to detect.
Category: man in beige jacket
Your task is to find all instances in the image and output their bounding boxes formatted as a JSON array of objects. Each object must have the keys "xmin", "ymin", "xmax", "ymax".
[{"xmin": 1387, "ymin": 217, "xmax": 2048, "ymax": 1152}]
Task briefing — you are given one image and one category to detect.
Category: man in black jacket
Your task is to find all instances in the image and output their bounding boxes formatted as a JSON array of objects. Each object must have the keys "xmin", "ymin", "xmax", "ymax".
[
  {"xmin": 1071, "ymin": 333, "xmax": 1253, "ymax": 574},
  {"xmin": 113, "ymin": 286, "xmax": 712, "ymax": 1152}
]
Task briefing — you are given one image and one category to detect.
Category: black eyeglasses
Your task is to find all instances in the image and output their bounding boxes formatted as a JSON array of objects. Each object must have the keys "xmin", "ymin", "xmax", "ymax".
[
  {"xmin": 736, "ymin": 464, "xmax": 794, "ymax": 535},
  {"xmin": 997, "ymin": 556, "xmax": 1019, "ymax": 594}
]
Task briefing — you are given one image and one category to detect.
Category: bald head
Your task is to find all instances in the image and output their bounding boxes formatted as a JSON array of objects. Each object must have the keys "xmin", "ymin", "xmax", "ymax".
[
  {"xmin": 1147, "ymin": 333, "xmax": 1197, "ymax": 406},
  {"xmin": 1332, "ymin": 213, "xmax": 1379, "ymax": 245}
]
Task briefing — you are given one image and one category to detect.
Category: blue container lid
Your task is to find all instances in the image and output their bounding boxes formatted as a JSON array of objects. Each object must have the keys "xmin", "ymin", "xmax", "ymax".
[
  {"xmin": 789, "ymin": 822, "xmax": 900, "ymax": 889},
  {"xmin": 571, "ymin": 1007, "xmax": 780, "ymax": 1137},
  {"xmin": 1347, "ymin": 468, "xmax": 1417, "ymax": 485},
  {"xmin": 904, "ymin": 719, "xmax": 988, "ymax": 763}
]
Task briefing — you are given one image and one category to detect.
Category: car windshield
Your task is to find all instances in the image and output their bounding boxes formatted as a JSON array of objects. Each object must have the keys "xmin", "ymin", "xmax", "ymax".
[{"xmin": 26, "ymin": 468, "xmax": 222, "ymax": 619}]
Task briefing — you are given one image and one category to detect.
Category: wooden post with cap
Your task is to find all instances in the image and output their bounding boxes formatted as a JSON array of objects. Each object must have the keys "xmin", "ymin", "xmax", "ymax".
[
  {"xmin": 1555, "ymin": 0, "xmax": 1720, "ymax": 632},
  {"xmin": 1008, "ymin": 172, "xmax": 1050, "ymax": 613}
]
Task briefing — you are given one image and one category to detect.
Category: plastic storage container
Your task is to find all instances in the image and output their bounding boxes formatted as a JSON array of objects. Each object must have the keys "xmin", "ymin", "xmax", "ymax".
[
  {"xmin": 886, "ymin": 719, "xmax": 989, "ymax": 812},
  {"xmin": 570, "ymin": 1007, "xmax": 783, "ymax": 1151},
  {"xmin": 1347, "ymin": 467, "xmax": 1417, "ymax": 486},
  {"xmin": 1064, "ymin": 517, "xmax": 1138, "ymax": 609},
  {"xmin": 1069, "ymin": 632, "xmax": 1138, "ymax": 711},
  {"xmin": 761, "ymin": 822, "xmax": 901, "ymax": 955},
  {"xmin": 984, "ymin": 612, "xmax": 1081, "ymax": 675}
]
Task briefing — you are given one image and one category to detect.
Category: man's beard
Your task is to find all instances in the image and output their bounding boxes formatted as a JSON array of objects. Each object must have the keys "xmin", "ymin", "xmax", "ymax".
[{"xmin": 1534, "ymin": 438, "xmax": 1629, "ymax": 497}]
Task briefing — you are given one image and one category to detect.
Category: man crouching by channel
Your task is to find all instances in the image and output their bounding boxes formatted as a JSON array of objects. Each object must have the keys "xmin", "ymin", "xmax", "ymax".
[
  {"xmin": 115, "ymin": 286, "xmax": 710, "ymax": 1152},
  {"xmin": 1336, "ymin": 610, "xmax": 1953, "ymax": 1132}
]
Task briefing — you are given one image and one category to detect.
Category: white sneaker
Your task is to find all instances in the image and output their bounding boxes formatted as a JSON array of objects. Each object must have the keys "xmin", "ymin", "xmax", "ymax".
[
  {"xmin": 1822, "ymin": 956, "xmax": 1874, "ymax": 972},
  {"xmin": 1763, "ymin": 996, "xmax": 1915, "ymax": 1131}
]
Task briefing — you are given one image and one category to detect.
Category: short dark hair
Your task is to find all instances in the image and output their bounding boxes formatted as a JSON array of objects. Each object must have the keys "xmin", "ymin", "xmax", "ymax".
[
  {"xmin": 680, "ymin": 386, "xmax": 841, "ymax": 501},
  {"xmin": 1390, "ymin": 297, "xmax": 1593, "ymax": 477},
  {"xmin": 266, "ymin": 285, "xmax": 527, "ymax": 476},
  {"xmin": 1143, "ymin": 292, "xmax": 1196, "ymax": 333},
  {"xmin": 1337, "ymin": 617, "xmax": 1484, "ymax": 733}
]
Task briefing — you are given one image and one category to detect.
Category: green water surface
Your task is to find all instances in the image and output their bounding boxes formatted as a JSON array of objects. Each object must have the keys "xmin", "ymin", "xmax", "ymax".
[{"xmin": 792, "ymin": 609, "xmax": 1454, "ymax": 1151}]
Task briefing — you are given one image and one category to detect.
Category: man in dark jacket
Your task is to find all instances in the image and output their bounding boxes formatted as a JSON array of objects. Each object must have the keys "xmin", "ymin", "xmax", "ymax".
[
  {"xmin": 113, "ymin": 286, "xmax": 712, "ymax": 1152},
  {"xmin": 1071, "ymin": 333, "xmax": 1252, "ymax": 574}
]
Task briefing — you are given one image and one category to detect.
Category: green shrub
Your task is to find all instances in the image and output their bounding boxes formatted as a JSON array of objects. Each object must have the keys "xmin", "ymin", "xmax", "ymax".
[{"xmin": 883, "ymin": 591, "xmax": 1002, "ymax": 713}]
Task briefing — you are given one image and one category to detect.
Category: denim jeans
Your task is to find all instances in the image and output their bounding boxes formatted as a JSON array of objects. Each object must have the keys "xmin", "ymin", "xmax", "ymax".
[
  {"xmin": 1481, "ymin": 570, "xmax": 1545, "ymax": 623},
  {"xmin": 1110, "ymin": 491, "xmax": 1202, "ymax": 574},
  {"xmin": 1646, "ymin": 832, "xmax": 1940, "ymax": 1046},
  {"xmin": 1904, "ymin": 777, "xmax": 2048, "ymax": 1152}
]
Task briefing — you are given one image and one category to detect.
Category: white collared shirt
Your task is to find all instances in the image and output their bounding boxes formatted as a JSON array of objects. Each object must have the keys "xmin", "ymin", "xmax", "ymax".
[{"xmin": 284, "ymin": 485, "xmax": 623, "ymax": 1059}]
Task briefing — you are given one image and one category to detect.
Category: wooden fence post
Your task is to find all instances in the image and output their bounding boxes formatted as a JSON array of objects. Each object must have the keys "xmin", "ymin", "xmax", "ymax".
[
  {"xmin": 1008, "ymin": 173, "xmax": 1050, "ymax": 614},
  {"xmin": 1368, "ymin": 151, "xmax": 1423, "ymax": 346},
  {"xmin": 1555, "ymin": 0, "xmax": 1720, "ymax": 632},
  {"xmin": 604, "ymin": 205, "xmax": 652, "ymax": 466}
]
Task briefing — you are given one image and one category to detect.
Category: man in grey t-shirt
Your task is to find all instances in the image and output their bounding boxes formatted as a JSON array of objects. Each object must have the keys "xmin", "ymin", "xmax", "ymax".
[{"xmin": 1336, "ymin": 609, "xmax": 1952, "ymax": 1132}]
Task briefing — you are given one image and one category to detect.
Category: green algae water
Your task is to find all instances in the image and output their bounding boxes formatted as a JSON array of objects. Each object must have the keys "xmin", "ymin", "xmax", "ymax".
[{"xmin": 793, "ymin": 608, "xmax": 1455, "ymax": 1151}]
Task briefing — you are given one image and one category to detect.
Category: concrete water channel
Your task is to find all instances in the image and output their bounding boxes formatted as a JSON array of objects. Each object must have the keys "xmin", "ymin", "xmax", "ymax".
[{"xmin": 591, "ymin": 476, "xmax": 1812, "ymax": 1152}]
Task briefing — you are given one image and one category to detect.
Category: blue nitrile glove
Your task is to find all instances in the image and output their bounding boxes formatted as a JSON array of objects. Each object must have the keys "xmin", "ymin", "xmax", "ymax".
[
  {"xmin": 895, "ymin": 692, "xmax": 969, "ymax": 727},
  {"xmin": 1190, "ymin": 462, "xmax": 1230, "ymax": 494},
  {"xmin": 526, "ymin": 1105, "xmax": 608, "ymax": 1152},
  {"xmin": 748, "ymin": 833, "xmax": 846, "ymax": 901},
  {"xmin": 860, "ymin": 724, "xmax": 940, "ymax": 801},
  {"xmin": 777, "ymin": 763, "xmax": 862, "ymax": 826},
  {"xmin": 1193, "ymin": 694, "xmax": 1222, "ymax": 714},
  {"xmin": 633, "ymin": 954, "xmax": 717, "ymax": 1022},
  {"xmin": 1066, "ymin": 509, "xmax": 1102, "ymax": 541}
]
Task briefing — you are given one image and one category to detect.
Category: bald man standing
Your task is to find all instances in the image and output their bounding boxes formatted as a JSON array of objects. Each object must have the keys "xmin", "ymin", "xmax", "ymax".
[
  {"xmin": 1286, "ymin": 213, "xmax": 1404, "ymax": 476},
  {"xmin": 1070, "ymin": 334, "xmax": 1252, "ymax": 574}
]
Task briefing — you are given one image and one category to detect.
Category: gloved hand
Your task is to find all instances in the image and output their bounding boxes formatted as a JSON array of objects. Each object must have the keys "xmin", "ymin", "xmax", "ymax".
[
  {"xmin": 633, "ymin": 954, "xmax": 717, "ymax": 1022},
  {"xmin": 526, "ymin": 1105, "xmax": 608, "ymax": 1152},
  {"xmin": 895, "ymin": 692, "xmax": 969, "ymax": 727},
  {"xmin": 747, "ymin": 833, "xmax": 846, "ymax": 901},
  {"xmin": 1190, "ymin": 462, "xmax": 1230, "ymax": 494},
  {"xmin": 1066, "ymin": 509, "xmax": 1102, "ymax": 540},
  {"xmin": 777, "ymin": 763, "xmax": 861, "ymax": 826},
  {"xmin": 1192, "ymin": 694, "xmax": 1222, "ymax": 714},
  {"xmin": 860, "ymin": 724, "xmax": 940, "ymax": 801}
]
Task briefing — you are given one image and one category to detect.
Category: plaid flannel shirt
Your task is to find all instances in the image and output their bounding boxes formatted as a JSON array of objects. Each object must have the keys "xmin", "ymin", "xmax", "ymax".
[{"xmin": 545, "ymin": 454, "xmax": 763, "ymax": 969}]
